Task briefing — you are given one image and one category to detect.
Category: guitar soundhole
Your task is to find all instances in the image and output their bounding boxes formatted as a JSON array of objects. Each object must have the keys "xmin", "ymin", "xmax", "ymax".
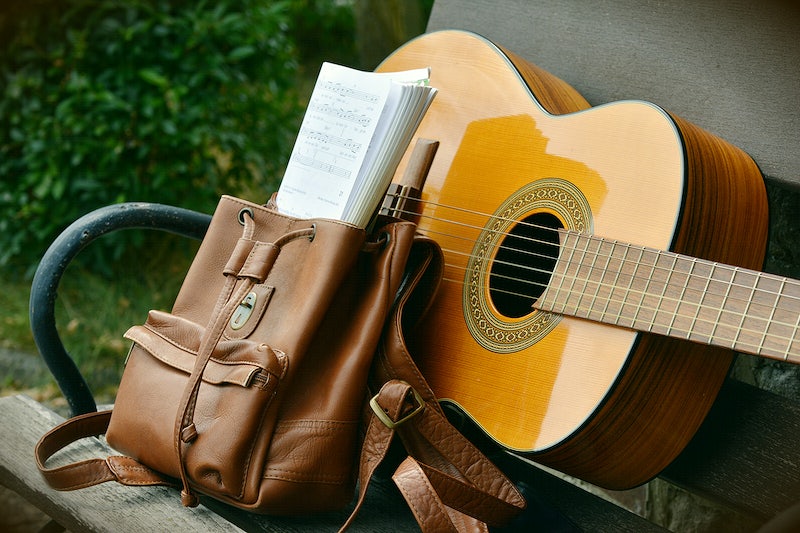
[{"xmin": 489, "ymin": 212, "xmax": 562, "ymax": 318}]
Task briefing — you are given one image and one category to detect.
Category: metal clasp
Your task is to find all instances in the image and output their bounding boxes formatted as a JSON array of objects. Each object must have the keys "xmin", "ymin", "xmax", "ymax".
[
  {"xmin": 230, "ymin": 291, "xmax": 257, "ymax": 330},
  {"xmin": 369, "ymin": 386, "xmax": 425, "ymax": 429}
]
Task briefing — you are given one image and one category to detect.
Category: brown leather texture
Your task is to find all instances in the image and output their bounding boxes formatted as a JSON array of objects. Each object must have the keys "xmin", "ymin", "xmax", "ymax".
[
  {"xmin": 103, "ymin": 195, "xmax": 418, "ymax": 513},
  {"xmin": 350, "ymin": 237, "xmax": 527, "ymax": 531},
  {"xmin": 36, "ymin": 194, "xmax": 525, "ymax": 530},
  {"xmin": 35, "ymin": 409, "xmax": 172, "ymax": 490}
]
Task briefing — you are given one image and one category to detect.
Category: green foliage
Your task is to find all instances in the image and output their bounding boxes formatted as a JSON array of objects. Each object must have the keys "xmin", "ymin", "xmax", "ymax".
[
  {"xmin": 288, "ymin": 0, "xmax": 358, "ymax": 69},
  {"xmin": 0, "ymin": 0, "xmax": 303, "ymax": 273},
  {"xmin": 0, "ymin": 0, "xmax": 433, "ymax": 403}
]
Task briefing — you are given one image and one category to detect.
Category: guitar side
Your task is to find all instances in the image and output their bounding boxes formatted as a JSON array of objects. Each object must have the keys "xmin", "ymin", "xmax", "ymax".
[{"xmin": 379, "ymin": 30, "xmax": 769, "ymax": 489}]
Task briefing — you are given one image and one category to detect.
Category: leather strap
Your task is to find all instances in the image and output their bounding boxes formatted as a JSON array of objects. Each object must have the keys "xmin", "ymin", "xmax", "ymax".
[
  {"xmin": 342, "ymin": 238, "xmax": 526, "ymax": 532},
  {"xmin": 34, "ymin": 231, "xmax": 524, "ymax": 531},
  {"xmin": 35, "ymin": 409, "xmax": 172, "ymax": 490},
  {"xmin": 342, "ymin": 380, "xmax": 525, "ymax": 532},
  {"xmin": 173, "ymin": 216, "xmax": 316, "ymax": 506},
  {"xmin": 393, "ymin": 457, "xmax": 468, "ymax": 533}
]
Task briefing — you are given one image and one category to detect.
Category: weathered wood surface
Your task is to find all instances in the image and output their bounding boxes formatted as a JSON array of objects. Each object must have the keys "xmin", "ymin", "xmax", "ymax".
[
  {"xmin": 0, "ymin": 394, "xmax": 243, "ymax": 532},
  {"xmin": 0, "ymin": 394, "xmax": 423, "ymax": 532},
  {"xmin": 0, "ymin": 394, "xmax": 664, "ymax": 531},
  {"xmin": 662, "ymin": 379, "xmax": 800, "ymax": 521}
]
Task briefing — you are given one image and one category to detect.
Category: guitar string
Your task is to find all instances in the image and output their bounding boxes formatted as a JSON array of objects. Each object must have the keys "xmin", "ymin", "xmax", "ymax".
[
  {"xmin": 421, "ymin": 218, "xmax": 800, "ymax": 353},
  {"xmin": 437, "ymin": 257, "xmax": 795, "ymax": 358},
  {"xmin": 390, "ymin": 194, "xmax": 800, "ymax": 303},
  {"xmin": 388, "ymin": 192, "xmax": 800, "ymax": 307},
  {"xmin": 384, "ymin": 195, "xmax": 799, "ymax": 355},
  {"xmin": 429, "ymin": 232, "xmax": 796, "ymax": 356}
]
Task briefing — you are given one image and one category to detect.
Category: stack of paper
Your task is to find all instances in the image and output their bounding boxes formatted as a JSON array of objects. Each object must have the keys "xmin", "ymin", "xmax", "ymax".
[{"xmin": 275, "ymin": 62, "xmax": 437, "ymax": 228}]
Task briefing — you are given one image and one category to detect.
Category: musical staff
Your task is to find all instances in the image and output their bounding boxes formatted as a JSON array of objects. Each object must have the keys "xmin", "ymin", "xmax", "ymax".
[{"xmin": 276, "ymin": 62, "xmax": 436, "ymax": 227}]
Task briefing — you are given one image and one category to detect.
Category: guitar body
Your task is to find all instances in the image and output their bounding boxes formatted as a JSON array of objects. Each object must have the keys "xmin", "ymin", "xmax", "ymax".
[{"xmin": 378, "ymin": 30, "xmax": 769, "ymax": 489}]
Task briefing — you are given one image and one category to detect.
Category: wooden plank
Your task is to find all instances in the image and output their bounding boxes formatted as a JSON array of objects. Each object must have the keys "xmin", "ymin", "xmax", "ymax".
[
  {"xmin": 662, "ymin": 379, "xmax": 800, "ymax": 521},
  {"xmin": 442, "ymin": 404, "xmax": 666, "ymax": 532},
  {"xmin": 491, "ymin": 454, "xmax": 667, "ymax": 532},
  {"xmin": 0, "ymin": 395, "xmax": 242, "ymax": 532},
  {"xmin": 0, "ymin": 394, "xmax": 419, "ymax": 532},
  {"xmin": 1, "ymin": 394, "xmax": 667, "ymax": 531},
  {"xmin": 427, "ymin": 0, "xmax": 800, "ymax": 187}
]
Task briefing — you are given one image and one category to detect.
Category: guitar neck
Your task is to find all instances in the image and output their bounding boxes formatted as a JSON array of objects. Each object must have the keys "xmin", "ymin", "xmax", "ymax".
[{"xmin": 535, "ymin": 230, "xmax": 800, "ymax": 363}]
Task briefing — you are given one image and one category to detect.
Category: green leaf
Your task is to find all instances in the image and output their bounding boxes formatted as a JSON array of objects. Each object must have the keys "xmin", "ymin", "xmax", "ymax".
[
  {"xmin": 228, "ymin": 45, "xmax": 255, "ymax": 61},
  {"xmin": 0, "ymin": 0, "xmax": 312, "ymax": 274},
  {"xmin": 138, "ymin": 68, "xmax": 169, "ymax": 88},
  {"xmin": 162, "ymin": 120, "xmax": 177, "ymax": 135}
]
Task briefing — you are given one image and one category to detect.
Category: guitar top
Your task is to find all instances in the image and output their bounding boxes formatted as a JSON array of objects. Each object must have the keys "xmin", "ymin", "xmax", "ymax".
[{"xmin": 378, "ymin": 30, "xmax": 769, "ymax": 489}]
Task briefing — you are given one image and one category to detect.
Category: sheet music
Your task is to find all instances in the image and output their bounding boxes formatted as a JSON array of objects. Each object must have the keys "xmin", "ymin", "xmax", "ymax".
[{"xmin": 276, "ymin": 62, "xmax": 433, "ymax": 225}]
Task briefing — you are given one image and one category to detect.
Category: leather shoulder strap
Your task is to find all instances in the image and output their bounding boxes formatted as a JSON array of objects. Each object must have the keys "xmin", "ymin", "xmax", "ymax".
[
  {"xmin": 35, "ymin": 409, "xmax": 172, "ymax": 490},
  {"xmin": 346, "ymin": 236, "xmax": 526, "ymax": 532},
  {"xmin": 346, "ymin": 380, "xmax": 526, "ymax": 532}
]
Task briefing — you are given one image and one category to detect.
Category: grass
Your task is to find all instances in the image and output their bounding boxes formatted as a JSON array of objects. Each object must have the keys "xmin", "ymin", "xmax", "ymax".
[
  {"xmin": 0, "ymin": 274, "xmax": 34, "ymax": 354},
  {"xmin": 0, "ymin": 230, "xmax": 199, "ymax": 407}
]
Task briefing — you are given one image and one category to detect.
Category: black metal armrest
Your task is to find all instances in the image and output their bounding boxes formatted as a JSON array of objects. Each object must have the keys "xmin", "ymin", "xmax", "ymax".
[{"xmin": 29, "ymin": 203, "xmax": 212, "ymax": 416}]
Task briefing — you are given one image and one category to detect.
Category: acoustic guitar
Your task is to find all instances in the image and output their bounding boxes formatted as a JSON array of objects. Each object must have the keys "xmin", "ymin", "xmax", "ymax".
[{"xmin": 377, "ymin": 30, "xmax": 798, "ymax": 490}]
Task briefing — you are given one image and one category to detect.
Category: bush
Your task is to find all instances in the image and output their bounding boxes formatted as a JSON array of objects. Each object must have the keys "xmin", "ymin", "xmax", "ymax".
[{"xmin": 0, "ymin": 0, "xmax": 303, "ymax": 274}]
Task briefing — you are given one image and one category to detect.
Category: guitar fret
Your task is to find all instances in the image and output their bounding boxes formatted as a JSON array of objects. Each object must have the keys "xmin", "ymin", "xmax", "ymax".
[
  {"xmin": 600, "ymin": 240, "xmax": 628, "ymax": 324},
  {"xmin": 629, "ymin": 248, "xmax": 658, "ymax": 330},
  {"xmin": 587, "ymin": 238, "xmax": 613, "ymax": 318},
  {"xmin": 599, "ymin": 241, "xmax": 619, "ymax": 322},
  {"xmin": 648, "ymin": 252, "xmax": 678, "ymax": 335},
  {"xmin": 553, "ymin": 232, "xmax": 579, "ymax": 314},
  {"xmin": 570, "ymin": 233, "xmax": 594, "ymax": 315},
  {"xmin": 787, "ymin": 309, "xmax": 800, "ymax": 362},
  {"xmin": 688, "ymin": 262, "xmax": 715, "ymax": 343},
  {"xmin": 623, "ymin": 245, "xmax": 642, "ymax": 327},
  {"xmin": 536, "ymin": 230, "xmax": 799, "ymax": 363},
  {"xmin": 622, "ymin": 246, "xmax": 646, "ymax": 329},
  {"xmin": 666, "ymin": 256, "xmax": 697, "ymax": 339},
  {"xmin": 758, "ymin": 276, "xmax": 785, "ymax": 355},
  {"xmin": 759, "ymin": 275, "xmax": 798, "ymax": 359},
  {"xmin": 769, "ymin": 277, "xmax": 800, "ymax": 363},
  {"xmin": 731, "ymin": 268, "xmax": 757, "ymax": 351},
  {"xmin": 708, "ymin": 266, "xmax": 736, "ymax": 345}
]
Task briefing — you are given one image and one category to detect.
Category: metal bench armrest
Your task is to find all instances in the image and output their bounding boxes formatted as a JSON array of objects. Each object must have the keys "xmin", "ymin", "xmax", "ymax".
[{"xmin": 29, "ymin": 203, "xmax": 211, "ymax": 416}]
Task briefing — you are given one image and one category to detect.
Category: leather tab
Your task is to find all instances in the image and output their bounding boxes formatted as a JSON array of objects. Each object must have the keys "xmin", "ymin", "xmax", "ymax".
[
  {"xmin": 239, "ymin": 241, "xmax": 280, "ymax": 281},
  {"xmin": 223, "ymin": 238, "xmax": 256, "ymax": 276},
  {"xmin": 106, "ymin": 456, "xmax": 173, "ymax": 487},
  {"xmin": 181, "ymin": 489, "xmax": 200, "ymax": 507},
  {"xmin": 392, "ymin": 457, "xmax": 480, "ymax": 533},
  {"xmin": 35, "ymin": 410, "xmax": 173, "ymax": 492},
  {"xmin": 180, "ymin": 423, "xmax": 198, "ymax": 443}
]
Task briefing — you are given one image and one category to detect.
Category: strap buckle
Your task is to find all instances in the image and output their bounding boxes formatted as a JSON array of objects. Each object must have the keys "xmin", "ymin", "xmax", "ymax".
[{"xmin": 370, "ymin": 386, "xmax": 425, "ymax": 429}]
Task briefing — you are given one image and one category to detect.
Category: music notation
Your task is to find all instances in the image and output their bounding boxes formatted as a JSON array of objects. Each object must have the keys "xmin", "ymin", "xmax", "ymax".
[
  {"xmin": 309, "ymin": 102, "xmax": 373, "ymax": 128},
  {"xmin": 290, "ymin": 152, "xmax": 351, "ymax": 178},
  {"xmin": 321, "ymin": 81, "xmax": 382, "ymax": 104},
  {"xmin": 275, "ymin": 62, "xmax": 437, "ymax": 228},
  {"xmin": 304, "ymin": 130, "xmax": 362, "ymax": 155}
]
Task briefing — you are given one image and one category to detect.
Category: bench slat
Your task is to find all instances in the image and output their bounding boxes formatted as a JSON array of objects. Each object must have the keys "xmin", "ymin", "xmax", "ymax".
[
  {"xmin": 662, "ymin": 379, "xmax": 800, "ymax": 521},
  {"xmin": 1, "ymin": 394, "xmax": 664, "ymax": 531},
  {"xmin": 0, "ymin": 394, "xmax": 421, "ymax": 532},
  {"xmin": 0, "ymin": 395, "xmax": 242, "ymax": 532}
]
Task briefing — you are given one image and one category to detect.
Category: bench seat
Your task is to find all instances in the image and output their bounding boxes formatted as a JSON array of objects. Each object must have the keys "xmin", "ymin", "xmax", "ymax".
[{"xmin": 1, "ymin": 394, "xmax": 664, "ymax": 531}]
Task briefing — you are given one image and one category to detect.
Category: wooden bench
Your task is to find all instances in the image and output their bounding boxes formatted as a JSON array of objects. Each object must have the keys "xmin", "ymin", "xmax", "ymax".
[{"xmin": 3, "ymin": 0, "xmax": 799, "ymax": 531}]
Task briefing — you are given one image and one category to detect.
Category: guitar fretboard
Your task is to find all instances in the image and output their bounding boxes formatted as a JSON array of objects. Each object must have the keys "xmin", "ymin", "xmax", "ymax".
[{"xmin": 535, "ymin": 231, "xmax": 800, "ymax": 363}]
